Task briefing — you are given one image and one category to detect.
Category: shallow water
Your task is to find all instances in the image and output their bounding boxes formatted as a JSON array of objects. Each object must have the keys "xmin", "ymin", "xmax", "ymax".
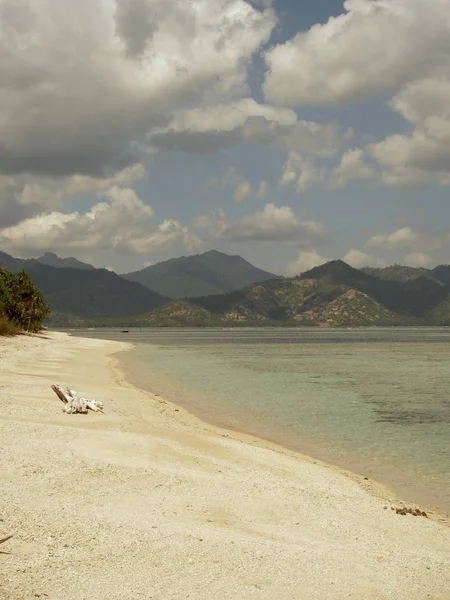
[{"xmin": 72, "ymin": 328, "xmax": 450, "ymax": 513}]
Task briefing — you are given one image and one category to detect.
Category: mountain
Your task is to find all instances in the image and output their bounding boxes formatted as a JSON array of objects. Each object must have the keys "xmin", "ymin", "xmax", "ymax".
[
  {"xmin": 131, "ymin": 259, "xmax": 450, "ymax": 327},
  {"xmin": 2, "ymin": 249, "xmax": 450, "ymax": 327},
  {"xmin": 123, "ymin": 249, "xmax": 279, "ymax": 299},
  {"xmin": 37, "ymin": 252, "xmax": 94, "ymax": 270},
  {"xmin": 431, "ymin": 265, "xmax": 450, "ymax": 284},
  {"xmin": 362, "ymin": 263, "xmax": 450, "ymax": 285},
  {"xmin": 0, "ymin": 252, "xmax": 166, "ymax": 324},
  {"xmin": 362, "ymin": 264, "xmax": 435, "ymax": 282},
  {"xmin": 302, "ymin": 260, "xmax": 450, "ymax": 317},
  {"xmin": 0, "ymin": 251, "xmax": 33, "ymax": 272}
]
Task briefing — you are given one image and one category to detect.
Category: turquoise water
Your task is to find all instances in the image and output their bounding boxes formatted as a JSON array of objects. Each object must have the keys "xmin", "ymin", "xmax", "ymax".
[{"xmin": 74, "ymin": 328, "xmax": 450, "ymax": 513}]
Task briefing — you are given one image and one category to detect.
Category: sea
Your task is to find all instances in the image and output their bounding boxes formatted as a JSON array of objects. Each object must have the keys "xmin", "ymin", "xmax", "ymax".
[{"xmin": 72, "ymin": 327, "xmax": 450, "ymax": 514}]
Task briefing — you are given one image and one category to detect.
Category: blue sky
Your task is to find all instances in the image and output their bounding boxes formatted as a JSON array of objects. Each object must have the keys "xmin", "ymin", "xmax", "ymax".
[{"xmin": 1, "ymin": 0, "xmax": 449, "ymax": 274}]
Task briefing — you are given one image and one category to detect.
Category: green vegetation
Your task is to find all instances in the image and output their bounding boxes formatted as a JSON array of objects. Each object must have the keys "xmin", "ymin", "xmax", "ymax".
[
  {"xmin": 133, "ymin": 259, "xmax": 450, "ymax": 328},
  {"xmin": 0, "ymin": 253, "xmax": 167, "ymax": 322},
  {"xmin": 362, "ymin": 264, "xmax": 436, "ymax": 282},
  {"xmin": 123, "ymin": 249, "xmax": 278, "ymax": 298},
  {"xmin": 0, "ymin": 268, "xmax": 50, "ymax": 334},
  {"xmin": 2, "ymin": 250, "xmax": 450, "ymax": 328},
  {"xmin": 134, "ymin": 301, "xmax": 213, "ymax": 327}
]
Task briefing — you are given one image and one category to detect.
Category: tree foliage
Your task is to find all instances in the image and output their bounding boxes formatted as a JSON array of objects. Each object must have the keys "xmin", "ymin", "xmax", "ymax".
[{"xmin": 0, "ymin": 268, "xmax": 50, "ymax": 333}]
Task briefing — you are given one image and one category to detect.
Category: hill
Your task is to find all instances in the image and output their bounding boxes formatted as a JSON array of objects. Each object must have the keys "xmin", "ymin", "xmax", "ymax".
[
  {"xmin": 132, "ymin": 259, "xmax": 450, "ymax": 327},
  {"xmin": 0, "ymin": 251, "xmax": 33, "ymax": 272},
  {"xmin": 362, "ymin": 263, "xmax": 450, "ymax": 285},
  {"xmin": 123, "ymin": 249, "xmax": 278, "ymax": 299},
  {"xmin": 2, "ymin": 250, "xmax": 450, "ymax": 327},
  {"xmin": 0, "ymin": 252, "xmax": 167, "ymax": 324},
  {"xmin": 431, "ymin": 265, "xmax": 450, "ymax": 284},
  {"xmin": 37, "ymin": 252, "xmax": 94, "ymax": 270}
]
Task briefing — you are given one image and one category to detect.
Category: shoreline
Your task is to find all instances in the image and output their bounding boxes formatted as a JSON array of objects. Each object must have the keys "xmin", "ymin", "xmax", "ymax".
[
  {"xmin": 113, "ymin": 348, "xmax": 404, "ymax": 508},
  {"xmin": 116, "ymin": 339, "xmax": 450, "ymax": 520},
  {"xmin": 1, "ymin": 332, "xmax": 450, "ymax": 599}
]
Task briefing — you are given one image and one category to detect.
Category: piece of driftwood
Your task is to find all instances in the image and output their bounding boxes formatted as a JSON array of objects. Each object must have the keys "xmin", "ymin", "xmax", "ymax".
[{"xmin": 51, "ymin": 384, "xmax": 104, "ymax": 414}]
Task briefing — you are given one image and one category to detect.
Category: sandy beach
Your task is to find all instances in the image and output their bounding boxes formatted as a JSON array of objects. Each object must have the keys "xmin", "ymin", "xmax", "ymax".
[{"xmin": 1, "ymin": 332, "xmax": 449, "ymax": 600}]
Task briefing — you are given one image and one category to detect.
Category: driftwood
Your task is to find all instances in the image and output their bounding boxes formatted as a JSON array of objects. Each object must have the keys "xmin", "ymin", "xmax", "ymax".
[{"xmin": 51, "ymin": 384, "xmax": 104, "ymax": 414}]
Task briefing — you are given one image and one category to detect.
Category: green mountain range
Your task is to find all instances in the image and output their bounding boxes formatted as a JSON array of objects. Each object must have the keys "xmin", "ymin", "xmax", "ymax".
[
  {"xmin": 123, "ymin": 249, "xmax": 278, "ymax": 298},
  {"xmin": 0, "ymin": 252, "xmax": 166, "ymax": 324},
  {"xmin": 362, "ymin": 263, "xmax": 450, "ymax": 284},
  {"xmin": 1, "ymin": 250, "xmax": 450, "ymax": 327},
  {"xmin": 133, "ymin": 260, "xmax": 450, "ymax": 327}
]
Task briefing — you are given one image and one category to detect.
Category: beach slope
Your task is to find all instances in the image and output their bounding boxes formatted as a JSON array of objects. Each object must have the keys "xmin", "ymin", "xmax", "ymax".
[{"xmin": 0, "ymin": 332, "xmax": 449, "ymax": 600}]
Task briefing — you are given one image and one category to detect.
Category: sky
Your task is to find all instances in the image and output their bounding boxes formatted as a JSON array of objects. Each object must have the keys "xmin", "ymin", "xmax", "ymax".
[{"xmin": 1, "ymin": 0, "xmax": 449, "ymax": 275}]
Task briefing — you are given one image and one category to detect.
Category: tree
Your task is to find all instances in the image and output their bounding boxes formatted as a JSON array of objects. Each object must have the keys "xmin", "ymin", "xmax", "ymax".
[{"xmin": 0, "ymin": 268, "xmax": 50, "ymax": 333}]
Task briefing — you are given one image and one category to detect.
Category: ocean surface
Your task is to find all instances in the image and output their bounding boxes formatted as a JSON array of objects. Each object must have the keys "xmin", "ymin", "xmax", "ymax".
[{"xmin": 72, "ymin": 327, "xmax": 450, "ymax": 514}]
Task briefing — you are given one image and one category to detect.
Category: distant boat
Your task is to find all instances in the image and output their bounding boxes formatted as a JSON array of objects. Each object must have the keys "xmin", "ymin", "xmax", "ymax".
[{"xmin": 121, "ymin": 330, "xmax": 130, "ymax": 334}]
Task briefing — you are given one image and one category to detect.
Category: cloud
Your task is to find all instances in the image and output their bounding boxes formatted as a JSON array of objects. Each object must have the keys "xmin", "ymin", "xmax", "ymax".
[
  {"xmin": 234, "ymin": 180, "xmax": 268, "ymax": 203},
  {"xmin": 330, "ymin": 149, "xmax": 377, "ymax": 188},
  {"xmin": 365, "ymin": 227, "xmax": 420, "ymax": 250},
  {"xmin": 404, "ymin": 252, "xmax": 433, "ymax": 268},
  {"xmin": 221, "ymin": 204, "xmax": 326, "ymax": 243},
  {"xmin": 263, "ymin": 0, "xmax": 450, "ymax": 189},
  {"xmin": 0, "ymin": 0, "xmax": 276, "ymax": 177},
  {"xmin": 0, "ymin": 164, "xmax": 147, "ymax": 227},
  {"xmin": 264, "ymin": 0, "xmax": 450, "ymax": 106},
  {"xmin": 280, "ymin": 154, "xmax": 327, "ymax": 194},
  {"xmin": 279, "ymin": 147, "xmax": 377, "ymax": 194},
  {"xmin": 342, "ymin": 248, "xmax": 385, "ymax": 268},
  {"xmin": 368, "ymin": 79, "xmax": 450, "ymax": 185},
  {"xmin": 195, "ymin": 203, "xmax": 327, "ymax": 244},
  {"xmin": 210, "ymin": 167, "xmax": 268, "ymax": 202},
  {"xmin": 286, "ymin": 250, "xmax": 328, "ymax": 276},
  {"xmin": 364, "ymin": 227, "xmax": 446, "ymax": 263},
  {"xmin": 149, "ymin": 99, "xmax": 347, "ymax": 156},
  {"xmin": 0, "ymin": 186, "xmax": 200, "ymax": 256}
]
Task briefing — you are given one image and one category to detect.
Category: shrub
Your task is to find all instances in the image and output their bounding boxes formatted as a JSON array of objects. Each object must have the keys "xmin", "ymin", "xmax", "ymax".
[
  {"xmin": 0, "ymin": 268, "xmax": 50, "ymax": 334},
  {"xmin": 0, "ymin": 316, "xmax": 21, "ymax": 336}
]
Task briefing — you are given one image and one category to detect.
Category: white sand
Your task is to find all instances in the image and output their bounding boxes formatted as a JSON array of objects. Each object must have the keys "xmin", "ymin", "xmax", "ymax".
[{"xmin": 0, "ymin": 332, "xmax": 449, "ymax": 600}]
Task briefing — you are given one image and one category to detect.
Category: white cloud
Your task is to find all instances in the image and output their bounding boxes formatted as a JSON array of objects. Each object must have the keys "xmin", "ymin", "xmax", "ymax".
[
  {"xmin": 255, "ymin": 181, "xmax": 269, "ymax": 199},
  {"xmin": 279, "ymin": 147, "xmax": 377, "ymax": 194},
  {"xmin": 194, "ymin": 209, "xmax": 229, "ymax": 238},
  {"xmin": 0, "ymin": 0, "xmax": 276, "ymax": 177},
  {"xmin": 342, "ymin": 248, "xmax": 385, "ymax": 268},
  {"xmin": 404, "ymin": 252, "xmax": 433, "ymax": 268},
  {"xmin": 0, "ymin": 164, "xmax": 147, "ymax": 227},
  {"xmin": 286, "ymin": 250, "xmax": 328, "ymax": 276},
  {"xmin": 221, "ymin": 204, "xmax": 326, "ymax": 243},
  {"xmin": 211, "ymin": 167, "xmax": 269, "ymax": 202},
  {"xmin": 368, "ymin": 79, "xmax": 450, "ymax": 185},
  {"xmin": 330, "ymin": 149, "xmax": 377, "ymax": 188},
  {"xmin": 0, "ymin": 186, "xmax": 200, "ymax": 256},
  {"xmin": 364, "ymin": 227, "xmax": 446, "ymax": 262},
  {"xmin": 280, "ymin": 153, "xmax": 327, "ymax": 194},
  {"xmin": 264, "ymin": 0, "xmax": 450, "ymax": 106},
  {"xmin": 150, "ymin": 98, "xmax": 347, "ymax": 156},
  {"xmin": 366, "ymin": 227, "xmax": 420, "ymax": 250},
  {"xmin": 234, "ymin": 181, "xmax": 254, "ymax": 203},
  {"xmin": 264, "ymin": 0, "xmax": 450, "ymax": 188},
  {"xmin": 160, "ymin": 99, "xmax": 297, "ymax": 134},
  {"xmin": 195, "ymin": 203, "xmax": 327, "ymax": 244}
]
